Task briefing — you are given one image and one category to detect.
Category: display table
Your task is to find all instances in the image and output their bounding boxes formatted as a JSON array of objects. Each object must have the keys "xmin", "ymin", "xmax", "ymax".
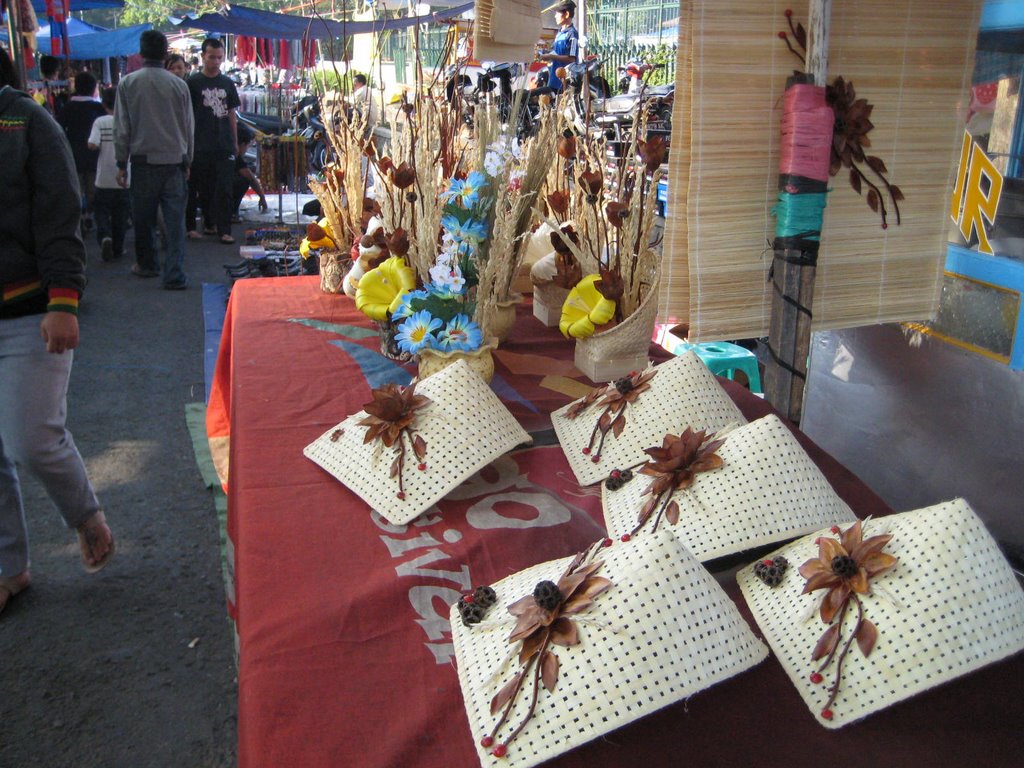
[{"xmin": 208, "ymin": 277, "xmax": 1023, "ymax": 767}]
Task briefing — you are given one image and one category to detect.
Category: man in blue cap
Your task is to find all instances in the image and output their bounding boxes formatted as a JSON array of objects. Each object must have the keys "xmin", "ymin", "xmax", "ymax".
[{"xmin": 538, "ymin": 1, "xmax": 579, "ymax": 94}]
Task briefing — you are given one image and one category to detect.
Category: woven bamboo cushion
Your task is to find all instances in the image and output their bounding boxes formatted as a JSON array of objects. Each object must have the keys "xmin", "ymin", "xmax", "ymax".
[
  {"xmin": 304, "ymin": 360, "xmax": 531, "ymax": 525},
  {"xmin": 602, "ymin": 414, "xmax": 857, "ymax": 559},
  {"xmin": 451, "ymin": 529, "xmax": 768, "ymax": 768},
  {"xmin": 738, "ymin": 498, "xmax": 1024, "ymax": 728},
  {"xmin": 552, "ymin": 351, "xmax": 746, "ymax": 486}
]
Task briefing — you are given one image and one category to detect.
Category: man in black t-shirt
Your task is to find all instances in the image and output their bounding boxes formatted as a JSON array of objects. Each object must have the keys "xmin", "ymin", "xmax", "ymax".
[{"xmin": 186, "ymin": 37, "xmax": 240, "ymax": 244}]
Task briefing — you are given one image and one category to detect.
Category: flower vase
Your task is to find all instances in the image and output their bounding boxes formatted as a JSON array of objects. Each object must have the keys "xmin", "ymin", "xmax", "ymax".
[
  {"xmin": 376, "ymin": 319, "xmax": 412, "ymax": 362},
  {"xmin": 574, "ymin": 276, "xmax": 660, "ymax": 383},
  {"xmin": 486, "ymin": 294, "xmax": 523, "ymax": 344},
  {"xmin": 417, "ymin": 339, "xmax": 498, "ymax": 383},
  {"xmin": 318, "ymin": 249, "xmax": 348, "ymax": 294}
]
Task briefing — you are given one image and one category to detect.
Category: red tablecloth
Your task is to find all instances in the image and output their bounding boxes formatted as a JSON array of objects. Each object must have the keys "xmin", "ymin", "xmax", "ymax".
[{"xmin": 209, "ymin": 277, "xmax": 1024, "ymax": 768}]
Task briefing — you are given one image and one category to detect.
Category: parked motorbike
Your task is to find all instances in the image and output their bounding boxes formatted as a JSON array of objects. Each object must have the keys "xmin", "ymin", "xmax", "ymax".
[
  {"xmin": 445, "ymin": 61, "xmax": 538, "ymax": 140},
  {"xmin": 560, "ymin": 55, "xmax": 614, "ymax": 137},
  {"xmin": 590, "ymin": 64, "xmax": 673, "ymax": 160},
  {"xmin": 236, "ymin": 94, "xmax": 331, "ymax": 173}
]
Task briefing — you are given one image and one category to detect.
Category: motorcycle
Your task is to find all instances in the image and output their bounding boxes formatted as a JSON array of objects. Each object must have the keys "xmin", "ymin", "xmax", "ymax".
[
  {"xmin": 236, "ymin": 94, "xmax": 331, "ymax": 174},
  {"xmin": 445, "ymin": 61, "xmax": 538, "ymax": 140},
  {"xmin": 560, "ymin": 55, "xmax": 614, "ymax": 137},
  {"xmin": 589, "ymin": 65, "xmax": 673, "ymax": 160}
]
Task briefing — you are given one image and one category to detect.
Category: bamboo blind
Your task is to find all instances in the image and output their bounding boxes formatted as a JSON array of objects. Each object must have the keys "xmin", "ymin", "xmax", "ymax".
[
  {"xmin": 660, "ymin": 0, "xmax": 981, "ymax": 341},
  {"xmin": 474, "ymin": 0, "xmax": 542, "ymax": 62}
]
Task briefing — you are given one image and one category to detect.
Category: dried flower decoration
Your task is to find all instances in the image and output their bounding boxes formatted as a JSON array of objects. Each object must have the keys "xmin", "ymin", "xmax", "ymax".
[
  {"xmin": 356, "ymin": 382, "xmax": 431, "ymax": 500},
  {"xmin": 565, "ymin": 369, "xmax": 657, "ymax": 463},
  {"xmin": 457, "ymin": 586, "xmax": 497, "ymax": 627},
  {"xmin": 754, "ymin": 556, "xmax": 789, "ymax": 587},
  {"xmin": 630, "ymin": 428, "xmax": 726, "ymax": 535},
  {"xmin": 779, "ymin": 11, "xmax": 904, "ymax": 228},
  {"xmin": 482, "ymin": 546, "xmax": 612, "ymax": 759},
  {"xmin": 799, "ymin": 521, "xmax": 898, "ymax": 721}
]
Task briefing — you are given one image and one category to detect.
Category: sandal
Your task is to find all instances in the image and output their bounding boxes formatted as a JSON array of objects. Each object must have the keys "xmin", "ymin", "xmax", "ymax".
[
  {"xmin": 203, "ymin": 226, "xmax": 217, "ymax": 235},
  {"xmin": 220, "ymin": 235, "xmax": 236, "ymax": 245},
  {"xmin": 187, "ymin": 231, "xmax": 203, "ymax": 240},
  {"xmin": 77, "ymin": 511, "xmax": 115, "ymax": 574},
  {"xmin": 0, "ymin": 571, "xmax": 31, "ymax": 616},
  {"xmin": 131, "ymin": 264, "xmax": 159, "ymax": 278}
]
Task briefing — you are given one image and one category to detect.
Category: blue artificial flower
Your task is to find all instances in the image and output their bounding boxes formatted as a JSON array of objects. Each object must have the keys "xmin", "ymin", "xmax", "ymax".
[
  {"xmin": 391, "ymin": 289, "xmax": 429, "ymax": 320},
  {"xmin": 439, "ymin": 171, "xmax": 489, "ymax": 208},
  {"xmin": 439, "ymin": 314, "xmax": 483, "ymax": 352},
  {"xmin": 458, "ymin": 171, "xmax": 488, "ymax": 208},
  {"xmin": 441, "ymin": 215, "xmax": 488, "ymax": 244},
  {"xmin": 396, "ymin": 310, "xmax": 443, "ymax": 354}
]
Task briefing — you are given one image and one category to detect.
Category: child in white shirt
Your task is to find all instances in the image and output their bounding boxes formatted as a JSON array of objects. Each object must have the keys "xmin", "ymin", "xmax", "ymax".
[{"xmin": 87, "ymin": 87, "xmax": 131, "ymax": 261}]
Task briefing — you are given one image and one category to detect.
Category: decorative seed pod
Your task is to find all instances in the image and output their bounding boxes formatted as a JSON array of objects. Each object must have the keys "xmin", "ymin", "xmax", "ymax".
[
  {"xmin": 753, "ymin": 556, "xmax": 789, "ymax": 587},
  {"xmin": 533, "ymin": 580, "xmax": 563, "ymax": 611},
  {"xmin": 473, "ymin": 585, "xmax": 497, "ymax": 608}
]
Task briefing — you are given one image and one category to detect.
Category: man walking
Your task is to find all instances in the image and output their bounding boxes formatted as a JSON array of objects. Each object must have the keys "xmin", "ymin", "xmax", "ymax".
[
  {"xmin": 113, "ymin": 29, "xmax": 193, "ymax": 290},
  {"xmin": 187, "ymin": 37, "xmax": 240, "ymax": 245}
]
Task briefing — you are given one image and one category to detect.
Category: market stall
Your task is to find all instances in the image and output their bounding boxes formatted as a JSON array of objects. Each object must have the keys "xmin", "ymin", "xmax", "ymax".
[{"xmin": 209, "ymin": 278, "xmax": 1024, "ymax": 767}]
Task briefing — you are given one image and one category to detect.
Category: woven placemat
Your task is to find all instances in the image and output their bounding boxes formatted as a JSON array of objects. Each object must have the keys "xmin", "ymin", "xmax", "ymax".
[
  {"xmin": 304, "ymin": 360, "xmax": 532, "ymax": 525},
  {"xmin": 552, "ymin": 351, "xmax": 746, "ymax": 486},
  {"xmin": 451, "ymin": 528, "xmax": 768, "ymax": 767},
  {"xmin": 602, "ymin": 414, "xmax": 856, "ymax": 559},
  {"xmin": 738, "ymin": 498, "xmax": 1024, "ymax": 728}
]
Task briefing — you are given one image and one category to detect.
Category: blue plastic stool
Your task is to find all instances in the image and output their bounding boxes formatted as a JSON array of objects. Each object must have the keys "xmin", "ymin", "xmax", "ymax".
[{"xmin": 686, "ymin": 341, "xmax": 763, "ymax": 394}]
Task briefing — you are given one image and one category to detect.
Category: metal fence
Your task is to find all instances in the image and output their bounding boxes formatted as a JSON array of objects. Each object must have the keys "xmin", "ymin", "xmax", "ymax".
[{"xmin": 588, "ymin": 1, "xmax": 678, "ymax": 46}]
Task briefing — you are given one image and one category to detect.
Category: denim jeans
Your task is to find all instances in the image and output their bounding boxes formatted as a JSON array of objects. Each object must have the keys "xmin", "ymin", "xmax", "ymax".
[
  {"xmin": 0, "ymin": 314, "xmax": 101, "ymax": 577},
  {"xmin": 93, "ymin": 186, "xmax": 131, "ymax": 256},
  {"xmin": 188, "ymin": 151, "xmax": 235, "ymax": 237},
  {"xmin": 130, "ymin": 162, "xmax": 188, "ymax": 286}
]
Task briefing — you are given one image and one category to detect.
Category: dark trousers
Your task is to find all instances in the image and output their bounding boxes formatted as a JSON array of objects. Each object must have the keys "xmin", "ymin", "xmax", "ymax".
[
  {"xmin": 231, "ymin": 174, "xmax": 252, "ymax": 217},
  {"xmin": 129, "ymin": 162, "xmax": 188, "ymax": 286},
  {"xmin": 92, "ymin": 187, "xmax": 131, "ymax": 256},
  {"xmin": 188, "ymin": 151, "xmax": 234, "ymax": 237}
]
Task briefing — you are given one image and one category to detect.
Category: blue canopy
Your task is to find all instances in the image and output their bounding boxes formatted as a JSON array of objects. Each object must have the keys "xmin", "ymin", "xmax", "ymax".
[
  {"xmin": 66, "ymin": 24, "xmax": 153, "ymax": 59},
  {"xmin": 35, "ymin": 17, "xmax": 106, "ymax": 39},
  {"xmin": 31, "ymin": 0, "xmax": 123, "ymax": 10},
  {"xmin": 172, "ymin": 2, "xmax": 475, "ymax": 41}
]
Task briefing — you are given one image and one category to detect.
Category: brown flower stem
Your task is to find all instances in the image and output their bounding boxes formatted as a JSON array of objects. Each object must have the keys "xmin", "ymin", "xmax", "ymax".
[
  {"xmin": 844, "ymin": 155, "xmax": 895, "ymax": 227},
  {"xmin": 629, "ymin": 489, "xmax": 668, "ymax": 537},
  {"xmin": 487, "ymin": 636, "xmax": 543, "ymax": 744},
  {"xmin": 822, "ymin": 595, "xmax": 864, "ymax": 714},
  {"xmin": 781, "ymin": 34, "xmax": 805, "ymax": 65},
  {"xmin": 501, "ymin": 635, "xmax": 550, "ymax": 748},
  {"xmin": 815, "ymin": 598, "xmax": 850, "ymax": 674}
]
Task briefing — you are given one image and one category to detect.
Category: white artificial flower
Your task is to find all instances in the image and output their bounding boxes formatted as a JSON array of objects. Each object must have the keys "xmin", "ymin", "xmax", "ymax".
[
  {"xmin": 484, "ymin": 151, "xmax": 505, "ymax": 178},
  {"xmin": 430, "ymin": 263, "xmax": 466, "ymax": 292}
]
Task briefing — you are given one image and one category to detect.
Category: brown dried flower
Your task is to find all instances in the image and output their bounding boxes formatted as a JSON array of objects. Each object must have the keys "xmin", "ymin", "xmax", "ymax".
[
  {"xmin": 594, "ymin": 266, "xmax": 624, "ymax": 303},
  {"xmin": 798, "ymin": 521, "xmax": 898, "ymax": 721},
  {"xmin": 634, "ymin": 428, "xmax": 725, "ymax": 531},
  {"xmin": 356, "ymin": 382, "xmax": 432, "ymax": 500},
  {"xmin": 579, "ymin": 169, "xmax": 603, "ymax": 198},
  {"xmin": 547, "ymin": 190, "xmax": 570, "ymax": 218},
  {"xmin": 605, "ymin": 201, "xmax": 630, "ymax": 229},
  {"xmin": 565, "ymin": 368, "xmax": 657, "ymax": 461},
  {"xmin": 483, "ymin": 547, "xmax": 612, "ymax": 758},
  {"xmin": 557, "ymin": 135, "xmax": 577, "ymax": 160},
  {"xmin": 387, "ymin": 228, "xmax": 410, "ymax": 256},
  {"xmin": 637, "ymin": 135, "xmax": 667, "ymax": 173},
  {"xmin": 391, "ymin": 162, "xmax": 417, "ymax": 189},
  {"xmin": 549, "ymin": 224, "xmax": 580, "ymax": 256}
]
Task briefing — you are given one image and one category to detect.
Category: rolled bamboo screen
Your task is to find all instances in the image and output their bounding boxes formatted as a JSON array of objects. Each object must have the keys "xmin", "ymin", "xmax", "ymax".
[
  {"xmin": 474, "ymin": 0, "xmax": 542, "ymax": 62},
  {"xmin": 660, "ymin": 0, "xmax": 981, "ymax": 341}
]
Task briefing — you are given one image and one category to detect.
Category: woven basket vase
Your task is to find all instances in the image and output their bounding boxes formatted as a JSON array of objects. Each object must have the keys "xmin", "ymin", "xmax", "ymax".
[
  {"xmin": 417, "ymin": 338, "xmax": 498, "ymax": 383},
  {"xmin": 575, "ymin": 272, "xmax": 660, "ymax": 382}
]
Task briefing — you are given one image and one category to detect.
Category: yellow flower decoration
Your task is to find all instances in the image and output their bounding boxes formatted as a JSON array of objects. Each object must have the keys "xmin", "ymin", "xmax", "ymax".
[
  {"xmin": 559, "ymin": 274, "xmax": 617, "ymax": 339},
  {"xmin": 355, "ymin": 256, "xmax": 417, "ymax": 321}
]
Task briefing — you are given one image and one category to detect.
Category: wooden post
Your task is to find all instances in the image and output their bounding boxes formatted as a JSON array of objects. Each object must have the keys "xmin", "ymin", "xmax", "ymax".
[{"xmin": 764, "ymin": 0, "xmax": 831, "ymax": 425}]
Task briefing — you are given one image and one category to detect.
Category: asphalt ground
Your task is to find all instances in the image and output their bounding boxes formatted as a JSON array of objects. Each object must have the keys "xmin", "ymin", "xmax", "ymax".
[{"xmin": 0, "ymin": 194, "xmax": 301, "ymax": 767}]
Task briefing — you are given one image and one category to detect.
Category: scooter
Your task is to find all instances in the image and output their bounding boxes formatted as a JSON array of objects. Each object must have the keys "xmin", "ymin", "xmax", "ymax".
[
  {"xmin": 237, "ymin": 95, "xmax": 330, "ymax": 173},
  {"xmin": 590, "ymin": 65, "xmax": 673, "ymax": 159},
  {"xmin": 560, "ymin": 55, "xmax": 614, "ymax": 137}
]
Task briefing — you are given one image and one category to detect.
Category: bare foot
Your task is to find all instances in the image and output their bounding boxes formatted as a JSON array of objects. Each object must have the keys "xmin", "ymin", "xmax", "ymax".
[
  {"xmin": 0, "ymin": 570, "xmax": 31, "ymax": 615},
  {"xmin": 77, "ymin": 511, "xmax": 115, "ymax": 573}
]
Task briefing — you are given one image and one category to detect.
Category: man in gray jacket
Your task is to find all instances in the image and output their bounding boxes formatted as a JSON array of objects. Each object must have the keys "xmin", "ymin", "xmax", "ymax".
[{"xmin": 113, "ymin": 30, "xmax": 194, "ymax": 289}]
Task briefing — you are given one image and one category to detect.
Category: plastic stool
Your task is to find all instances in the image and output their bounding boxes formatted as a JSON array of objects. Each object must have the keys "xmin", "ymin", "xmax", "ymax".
[{"xmin": 688, "ymin": 341, "xmax": 763, "ymax": 394}]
